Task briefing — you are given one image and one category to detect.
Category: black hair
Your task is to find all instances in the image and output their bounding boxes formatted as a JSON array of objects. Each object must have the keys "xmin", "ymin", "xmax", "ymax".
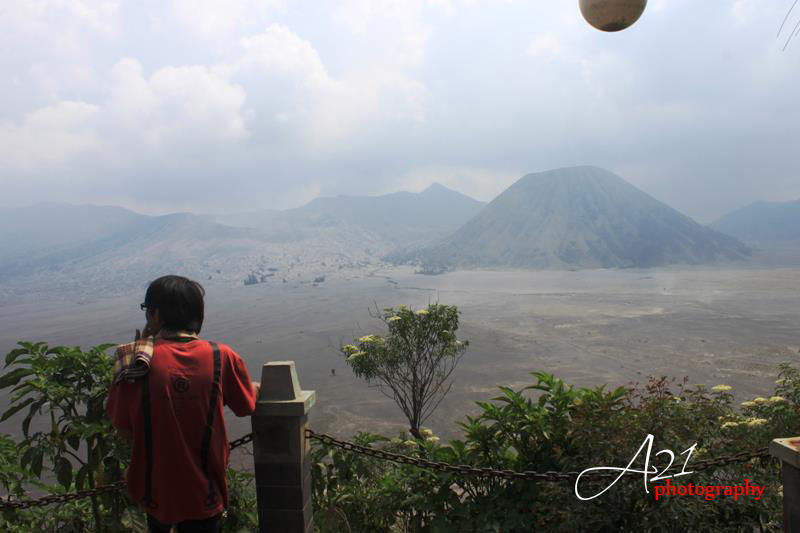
[{"xmin": 144, "ymin": 275, "xmax": 205, "ymax": 333}]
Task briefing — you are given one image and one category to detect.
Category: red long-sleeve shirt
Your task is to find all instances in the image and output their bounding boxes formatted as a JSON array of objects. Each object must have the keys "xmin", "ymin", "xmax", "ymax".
[{"xmin": 107, "ymin": 338, "xmax": 256, "ymax": 525}]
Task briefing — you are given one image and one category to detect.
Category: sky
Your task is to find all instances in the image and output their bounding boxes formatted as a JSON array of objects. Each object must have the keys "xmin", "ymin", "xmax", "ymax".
[{"xmin": 1, "ymin": 0, "xmax": 798, "ymax": 223}]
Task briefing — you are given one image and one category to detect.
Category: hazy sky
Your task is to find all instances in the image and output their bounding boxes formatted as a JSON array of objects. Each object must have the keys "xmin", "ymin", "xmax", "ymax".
[{"xmin": 1, "ymin": 0, "xmax": 798, "ymax": 222}]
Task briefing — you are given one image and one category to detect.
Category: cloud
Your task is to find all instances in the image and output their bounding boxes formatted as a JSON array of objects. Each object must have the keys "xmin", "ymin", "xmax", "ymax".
[
  {"xmin": 168, "ymin": 0, "xmax": 285, "ymax": 39},
  {"xmin": 235, "ymin": 24, "xmax": 427, "ymax": 151},
  {"xmin": 1, "ymin": 2, "xmax": 799, "ymax": 220},
  {"xmin": 525, "ymin": 33, "xmax": 562, "ymax": 61},
  {"xmin": 0, "ymin": 101, "xmax": 100, "ymax": 170},
  {"xmin": 105, "ymin": 58, "xmax": 248, "ymax": 152}
]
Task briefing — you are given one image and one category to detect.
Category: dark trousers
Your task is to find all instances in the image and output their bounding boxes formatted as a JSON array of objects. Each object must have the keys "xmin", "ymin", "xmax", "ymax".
[{"xmin": 147, "ymin": 513, "xmax": 222, "ymax": 533}]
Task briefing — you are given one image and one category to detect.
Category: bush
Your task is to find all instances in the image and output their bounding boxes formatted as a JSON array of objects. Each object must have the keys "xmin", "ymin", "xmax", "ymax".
[{"xmin": 311, "ymin": 369, "xmax": 795, "ymax": 532}]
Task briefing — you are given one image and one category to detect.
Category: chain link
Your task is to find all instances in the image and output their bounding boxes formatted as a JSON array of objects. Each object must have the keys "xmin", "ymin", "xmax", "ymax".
[
  {"xmin": 0, "ymin": 430, "xmax": 774, "ymax": 510},
  {"xmin": 0, "ymin": 434, "xmax": 254, "ymax": 511},
  {"xmin": 305, "ymin": 429, "xmax": 773, "ymax": 482},
  {"xmin": 229, "ymin": 433, "xmax": 253, "ymax": 450},
  {"xmin": 0, "ymin": 481, "xmax": 128, "ymax": 511}
]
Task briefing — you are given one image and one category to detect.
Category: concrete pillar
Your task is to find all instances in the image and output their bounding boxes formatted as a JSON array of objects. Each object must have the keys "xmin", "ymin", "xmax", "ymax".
[
  {"xmin": 770, "ymin": 437, "xmax": 800, "ymax": 532},
  {"xmin": 251, "ymin": 361, "xmax": 316, "ymax": 533}
]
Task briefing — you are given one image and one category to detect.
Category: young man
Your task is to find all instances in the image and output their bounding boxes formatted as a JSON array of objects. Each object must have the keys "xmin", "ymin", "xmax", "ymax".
[{"xmin": 107, "ymin": 275, "xmax": 259, "ymax": 532}]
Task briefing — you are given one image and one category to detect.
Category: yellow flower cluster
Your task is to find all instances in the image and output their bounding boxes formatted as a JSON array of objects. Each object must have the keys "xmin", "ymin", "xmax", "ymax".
[
  {"xmin": 745, "ymin": 418, "xmax": 768, "ymax": 427},
  {"xmin": 416, "ymin": 309, "xmax": 430, "ymax": 315},
  {"xmin": 420, "ymin": 428, "xmax": 434, "ymax": 437},
  {"xmin": 740, "ymin": 401, "xmax": 756, "ymax": 408},
  {"xmin": 712, "ymin": 384, "xmax": 732, "ymax": 392},
  {"xmin": 721, "ymin": 421, "xmax": 739, "ymax": 429},
  {"xmin": 387, "ymin": 316, "xmax": 401, "ymax": 322},
  {"xmin": 426, "ymin": 436, "xmax": 440, "ymax": 444},
  {"xmin": 753, "ymin": 397, "xmax": 768, "ymax": 404},
  {"xmin": 769, "ymin": 396, "xmax": 786, "ymax": 403},
  {"xmin": 358, "ymin": 335, "xmax": 378, "ymax": 343}
]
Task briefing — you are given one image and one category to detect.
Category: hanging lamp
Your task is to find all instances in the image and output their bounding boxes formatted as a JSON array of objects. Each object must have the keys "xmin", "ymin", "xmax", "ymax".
[{"xmin": 579, "ymin": 0, "xmax": 647, "ymax": 32}]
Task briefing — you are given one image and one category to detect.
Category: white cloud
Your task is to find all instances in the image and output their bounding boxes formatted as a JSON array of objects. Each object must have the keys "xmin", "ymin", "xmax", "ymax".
[
  {"xmin": 236, "ymin": 24, "xmax": 427, "ymax": 151},
  {"xmin": 0, "ymin": 57, "xmax": 248, "ymax": 173},
  {"xmin": 168, "ymin": 0, "xmax": 285, "ymax": 38},
  {"xmin": 101, "ymin": 58, "xmax": 249, "ymax": 159},
  {"xmin": 0, "ymin": 101, "xmax": 100, "ymax": 170},
  {"xmin": 525, "ymin": 32, "xmax": 562, "ymax": 60},
  {"xmin": 333, "ymin": 0, "xmax": 430, "ymax": 67}
]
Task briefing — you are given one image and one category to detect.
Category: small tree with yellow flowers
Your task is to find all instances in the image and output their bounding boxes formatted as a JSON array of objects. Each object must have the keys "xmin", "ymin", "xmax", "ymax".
[{"xmin": 341, "ymin": 304, "xmax": 468, "ymax": 438}]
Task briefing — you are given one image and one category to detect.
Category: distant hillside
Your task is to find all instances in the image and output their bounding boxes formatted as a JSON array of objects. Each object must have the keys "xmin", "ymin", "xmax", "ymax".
[
  {"xmin": 213, "ymin": 183, "xmax": 486, "ymax": 246},
  {"xmin": 395, "ymin": 166, "xmax": 751, "ymax": 270},
  {"xmin": 0, "ymin": 184, "xmax": 485, "ymax": 299},
  {"xmin": 711, "ymin": 200, "xmax": 800, "ymax": 243},
  {"xmin": 0, "ymin": 203, "xmax": 149, "ymax": 261},
  {"xmin": 0, "ymin": 211, "xmax": 269, "ymax": 282}
]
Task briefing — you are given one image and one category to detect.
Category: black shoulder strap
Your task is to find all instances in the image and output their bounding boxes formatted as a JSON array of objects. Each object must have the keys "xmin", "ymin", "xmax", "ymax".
[
  {"xmin": 201, "ymin": 341, "xmax": 222, "ymax": 507},
  {"xmin": 141, "ymin": 373, "xmax": 157, "ymax": 509}
]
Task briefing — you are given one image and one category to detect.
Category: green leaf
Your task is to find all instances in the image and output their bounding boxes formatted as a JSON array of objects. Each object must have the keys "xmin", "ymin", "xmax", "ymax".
[
  {"xmin": 56, "ymin": 456, "xmax": 72, "ymax": 488},
  {"xmin": 22, "ymin": 399, "xmax": 45, "ymax": 438},
  {"xmin": 75, "ymin": 464, "xmax": 88, "ymax": 490},
  {"xmin": 66, "ymin": 433, "xmax": 80, "ymax": 451},
  {"xmin": 0, "ymin": 368, "xmax": 35, "ymax": 389},
  {"xmin": 4, "ymin": 348, "xmax": 28, "ymax": 367},
  {"xmin": 0, "ymin": 397, "xmax": 36, "ymax": 422},
  {"xmin": 20, "ymin": 446, "xmax": 35, "ymax": 469},
  {"xmin": 30, "ymin": 449, "xmax": 43, "ymax": 478}
]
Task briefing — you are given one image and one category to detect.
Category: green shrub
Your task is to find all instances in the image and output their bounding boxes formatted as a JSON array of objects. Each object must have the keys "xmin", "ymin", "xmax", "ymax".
[{"xmin": 312, "ymin": 370, "xmax": 793, "ymax": 532}]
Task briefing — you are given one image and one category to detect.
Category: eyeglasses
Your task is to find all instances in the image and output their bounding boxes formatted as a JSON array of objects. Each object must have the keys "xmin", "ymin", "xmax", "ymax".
[{"xmin": 140, "ymin": 303, "xmax": 148, "ymax": 311}]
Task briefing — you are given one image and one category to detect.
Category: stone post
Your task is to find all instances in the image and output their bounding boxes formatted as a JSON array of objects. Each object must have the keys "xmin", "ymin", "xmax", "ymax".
[
  {"xmin": 251, "ymin": 361, "xmax": 316, "ymax": 533},
  {"xmin": 770, "ymin": 437, "xmax": 800, "ymax": 532}
]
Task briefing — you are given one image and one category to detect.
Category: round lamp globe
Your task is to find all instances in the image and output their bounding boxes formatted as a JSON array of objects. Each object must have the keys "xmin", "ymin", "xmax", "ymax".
[{"xmin": 579, "ymin": 0, "xmax": 647, "ymax": 32}]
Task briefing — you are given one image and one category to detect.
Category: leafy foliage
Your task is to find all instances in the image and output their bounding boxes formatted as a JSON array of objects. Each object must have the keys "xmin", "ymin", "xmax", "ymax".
[
  {"xmin": 312, "ymin": 370, "xmax": 795, "ymax": 532},
  {"xmin": 0, "ymin": 341, "xmax": 133, "ymax": 531},
  {"xmin": 0, "ymin": 342, "xmax": 258, "ymax": 532},
  {"xmin": 341, "ymin": 304, "xmax": 468, "ymax": 437}
]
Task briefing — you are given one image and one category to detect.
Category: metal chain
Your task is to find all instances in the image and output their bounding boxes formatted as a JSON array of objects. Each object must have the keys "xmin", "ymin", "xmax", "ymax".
[
  {"xmin": 305, "ymin": 429, "xmax": 773, "ymax": 482},
  {"xmin": 229, "ymin": 433, "xmax": 253, "ymax": 450},
  {"xmin": 0, "ymin": 481, "xmax": 128, "ymax": 511},
  {"xmin": 0, "ymin": 430, "xmax": 773, "ymax": 510},
  {"xmin": 0, "ymin": 434, "xmax": 254, "ymax": 511}
]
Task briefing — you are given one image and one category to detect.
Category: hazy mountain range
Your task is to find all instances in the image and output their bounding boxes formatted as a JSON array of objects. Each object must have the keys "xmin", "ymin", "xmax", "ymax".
[
  {"xmin": 212, "ymin": 183, "xmax": 486, "ymax": 246},
  {"xmin": 711, "ymin": 200, "xmax": 800, "ymax": 243},
  {"xmin": 1, "ymin": 166, "xmax": 792, "ymax": 301},
  {"xmin": 0, "ymin": 184, "xmax": 484, "ymax": 300}
]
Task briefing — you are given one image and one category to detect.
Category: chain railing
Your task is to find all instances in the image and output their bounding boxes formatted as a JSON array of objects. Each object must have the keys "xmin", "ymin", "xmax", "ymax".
[
  {"xmin": 0, "ymin": 433, "xmax": 255, "ymax": 511},
  {"xmin": 0, "ymin": 429, "xmax": 775, "ymax": 510},
  {"xmin": 305, "ymin": 429, "xmax": 773, "ymax": 481}
]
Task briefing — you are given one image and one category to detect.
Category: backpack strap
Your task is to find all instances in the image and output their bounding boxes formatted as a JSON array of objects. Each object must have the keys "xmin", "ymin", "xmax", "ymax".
[
  {"xmin": 201, "ymin": 341, "xmax": 222, "ymax": 507},
  {"xmin": 140, "ymin": 373, "xmax": 157, "ymax": 509}
]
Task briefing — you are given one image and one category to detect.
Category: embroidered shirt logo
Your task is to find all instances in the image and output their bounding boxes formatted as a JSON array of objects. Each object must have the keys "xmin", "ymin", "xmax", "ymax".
[{"xmin": 172, "ymin": 376, "xmax": 190, "ymax": 394}]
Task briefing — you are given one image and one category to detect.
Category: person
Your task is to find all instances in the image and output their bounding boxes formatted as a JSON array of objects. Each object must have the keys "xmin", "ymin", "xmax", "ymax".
[{"xmin": 107, "ymin": 275, "xmax": 260, "ymax": 532}]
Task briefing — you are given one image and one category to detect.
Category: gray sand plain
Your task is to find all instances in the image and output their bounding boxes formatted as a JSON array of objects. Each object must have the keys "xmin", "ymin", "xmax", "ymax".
[{"xmin": 0, "ymin": 264, "xmax": 798, "ymax": 461}]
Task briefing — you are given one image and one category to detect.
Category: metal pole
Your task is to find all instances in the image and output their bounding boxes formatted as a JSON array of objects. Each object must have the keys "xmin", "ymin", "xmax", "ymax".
[
  {"xmin": 770, "ymin": 437, "xmax": 800, "ymax": 532},
  {"xmin": 251, "ymin": 361, "xmax": 316, "ymax": 533}
]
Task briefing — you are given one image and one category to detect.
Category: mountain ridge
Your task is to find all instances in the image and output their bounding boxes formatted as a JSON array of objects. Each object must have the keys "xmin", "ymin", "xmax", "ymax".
[{"xmin": 712, "ymin": 199, "xmax": 800, "ymax": 243}]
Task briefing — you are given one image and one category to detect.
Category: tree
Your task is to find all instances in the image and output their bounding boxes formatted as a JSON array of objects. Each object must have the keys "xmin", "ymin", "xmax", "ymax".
[
  {"xmin": 0, "ymin": 341, "xmax": 132, "ymax": 531},
  {"xmin": 341, "ymin": 303, "xmax": 469, "ymax": 438}
]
